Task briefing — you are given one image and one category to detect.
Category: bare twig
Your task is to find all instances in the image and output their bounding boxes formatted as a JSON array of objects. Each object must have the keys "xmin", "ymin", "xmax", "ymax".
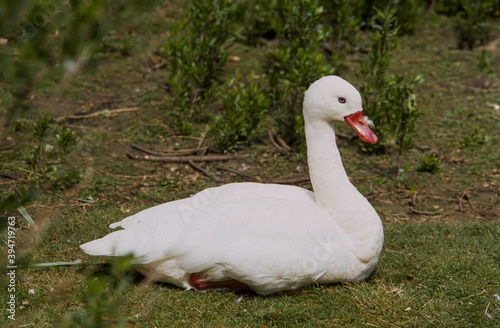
[
  {"xmin": 197, "ymin": 125, "xmax": 210, "ymax": 154},
  {"xmin": 217, "ymin": 166, "xmax": 257, "ymax": 181},
  {"xmin": 268, "ymin": 129, "xmax": 288, "ymax": 154},
  {"xmin": 0, "ymin": 172, "xmax": 17, "ymax": 180},
  {"xmin": 54, "ymin": 107, "xmax": 140, "ymax": 123},
  {"xmin": 459, "ymin": 190, "xmax": 471, "ymax": 212},
  {"xmin": 275, "ymin": 135, "xmax": 292, "ymax": 151},
  {"xmin": 485, "ymin": 302, "xmax": 492, "ymax": 319},
  {"xmin": 188, "ymin": 160, "xmax": 222, "ymax": 182},
  {"xmin": 127, "ymin": 152, "xmax": 244, "ymax": 163},
  {"xmin": 147, "ymin": 59, "xmax": 167, "ymax": 73},
  {"xmin": 0, "ymin": 142, "xmax": 15, "ymax": 151},
  {"xmin": 408, "ymin": 208, "xmax": 444, "ymax": 216},
  {"xmin": 131, "ymin": 144, "xmax": 210, "ymax": 156},
  {"xmin": 271, "ymin": 175, "xmax": 310, "ymax": 185},
  {"xmin": 130, "ymin": 144, "xmax": 167, "ymax": 156}
]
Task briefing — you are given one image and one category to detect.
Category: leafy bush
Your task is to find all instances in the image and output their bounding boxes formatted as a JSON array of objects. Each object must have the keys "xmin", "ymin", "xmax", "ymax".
[
  {"xmin": 25, "ymin": 112, "xmax": 81, "ymax": 190},
  {"xmin": 321, "ymin": 0, "xmax": 364, "ymax": 72},
  {"xmin": 360, "ymin": 0, "xmax": 425, "ymax": 34},
  {"xmin": 455, "ymin": 0, "xmax": 494, "ymax": 50},
  {"xmin": 60, "ymin": 255, "xmax": 135, "ymax": 328},
  {"xmin": 0, "ymin": 0, "xmax": 132, "ymax": 122},
  {"xmin": 359, "ymin": 5, "xmax": 422, "ymax": 177},
  {"xmin": 383, "ymin": 75, "xmax": 423, "ymax": 156},
  {"xmin": 267, "ymin": 0, "xmax": 332, "ymax": 148},
  {"xmin": 359, "ymin": 5, "xmax": 400, "ymax": 129},
  {"xmin": 476, "ymin": 50, "xmax": 495, "ymax": 73},
  {"xmin": 233, "ymin": 0, "xmax": 282, "ymax": 45},
  {"xmin": 460, "ymin": 125, "xmax": 488, "ymax": 147},
  {"xmin": 163, "ymin": 0, "xmax": 236, "ymax": 117},
  {"xmin": 417, "ymin": 153, "xmax": 442, "ymax": 173},
  {"xmin": 391, "ymin": 0, "xmax": 425, "ymax": 34},
  {"xmin": 212, "ymin": 77, "xmax": 270, "ymax": 152}
]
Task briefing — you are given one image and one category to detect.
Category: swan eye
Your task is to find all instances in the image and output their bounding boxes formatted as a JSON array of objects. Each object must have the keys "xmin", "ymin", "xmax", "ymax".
[{"xmin": 338, "ymin": 97, "xmax": 346, "ymax": 103}]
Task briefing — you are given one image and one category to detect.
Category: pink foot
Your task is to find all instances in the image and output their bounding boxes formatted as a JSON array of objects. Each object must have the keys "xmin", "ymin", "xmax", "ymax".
[
  {"xmin": 189, "ymin": 273, "xmax": 303, "ymax": 295},
  {"xmin": 279, "ymin": 289, "xmax": 302, "ymax": 296},
  {"xmin": 189, "ymin": 273, "xmax": 252, "ymax": 291}
]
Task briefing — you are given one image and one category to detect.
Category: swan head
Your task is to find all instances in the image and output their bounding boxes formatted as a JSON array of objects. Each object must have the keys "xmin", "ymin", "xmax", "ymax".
[{"xmin": 304, "ymin": 76, "xmax": 378, "ymax": 143}]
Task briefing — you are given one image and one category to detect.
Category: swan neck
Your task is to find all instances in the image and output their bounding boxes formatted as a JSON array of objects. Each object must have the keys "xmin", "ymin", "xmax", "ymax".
[{"xmin": 304, "ymin": 115, "xmax": 357, "ymax": 208}]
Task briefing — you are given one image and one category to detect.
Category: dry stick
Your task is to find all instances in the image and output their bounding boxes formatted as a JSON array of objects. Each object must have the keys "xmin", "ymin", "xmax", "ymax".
[
  {"xmin": 268, "ymin": 129, "xmax": 288, "ymax": 154},
  {"xmin": 275, "ymin": 135, "xmax": 292, "ymax": 151},
  {"xmin": 459, "ymin": 190, "xmax": 470, "ymax": 213},
  {"xmin": 197, "ymin": 125, "xmax": 210, "ymax": 155},
  {"xmin": 217, "ymin": 166, "xmax": 257, "ymax": 181},
  {"xmin": 0, "ymin": 172, "xmax": 17, "ymax": 180},
  {"xmin": 147, "ymin": 59, "xmax": 167, "ymax": 73},
  {"xmin": 127, "ymin": 152, "xmax": 244, "ymax": 163},
  {"xmin": 54, "ymin": 107, "xmax": 141, "ymax": 123},
  {"xmin": 408, "ymin": 208, "xmax": 444, "ymax": 216},
  {"xmin": 0, "ymin": 142, "xmax": 15, "ymax": 151},
  {"xmin": 188, "ymin": 160, "xmax": 222, "ymax": 183},
  {"xmin": 271, "ymin": 176, "xmax": 311, "ymax": 185},
  {"xmin": 489, "ymin": 80, "xmax": 500, "ymax": 89},
  {"xmin": 131, "ymin": 144, "xmax": 209, "ymax": 156}
]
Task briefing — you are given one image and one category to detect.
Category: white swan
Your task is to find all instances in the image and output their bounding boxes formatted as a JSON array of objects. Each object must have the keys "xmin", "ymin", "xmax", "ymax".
[{"xmin": 80, "ymin": 76, "xmax": 384, "ymax": 295}]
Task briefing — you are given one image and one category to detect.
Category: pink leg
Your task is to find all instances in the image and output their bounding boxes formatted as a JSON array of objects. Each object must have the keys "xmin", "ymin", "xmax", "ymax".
[
  {"xmin": 189, "ymin": 273, "xmax": 251, "ymax": 290},
  {"xmin": 189, "ymin": 273, "xmax": 301, "ymax": 295},
  {"xmin": 280, "ymin": 289, "xmax": 302, "ymax": 296}
]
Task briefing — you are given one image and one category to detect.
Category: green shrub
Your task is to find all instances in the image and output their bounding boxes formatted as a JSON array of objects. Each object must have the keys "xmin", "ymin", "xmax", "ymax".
[
  {"xmin": 359, "ymin": 5, "xmax": 422, "ymax": 177},
  {"xmin": 455, "ymin": 0, "xmax": 493, "ymax": 50},
  {"xmin": 163, "ymin": 0, "xmax": 236, "ymax": 117},
  {"xmin": 25, "ymin": 112, "xmax": 81, "ymax": 190},
  {"xmin": 417, "ymin": 153, "xmax": 442, "ymax": 173},
  {"xmin": 60, "ymin": 255, "xmax": 135, "ymax": 328},
  {"xmin": 213, "ymin": 77, "xmax": 270, "ymax": 152},
  {"xmin": 476, "ymin": 50, "xmax": 495, "ymax": 73},
  {"xmin": 56, "ymin": 127, "xmax": 80, "ymax": 164},
  {"xmin": 383, "ymin": 75, "xmax": 423, "ymax": 157},
  {"xmin": 233, "ymin": 0, "xmax": 282, "ymax": 45},
  {"xmin": 361, "ymin": 0, "xmax": 425, "ymax": 34},
  {"xmin": 359, "ymin": 5, "xmax": 400, "ymax": 132},
  {"xmin": 0, "ymin": 0, "xmax": 131, "ymax": 121},
  {"xmin": 321, "ymin": 0, "xmax": 364, "ymax": 72},
  {"xmin": 460, "ymin": 125, "xmax": 488, "ymax": 147},
  {"xmin": 267, "ymin": 0, "xmax": 331, "ymax": 148}
]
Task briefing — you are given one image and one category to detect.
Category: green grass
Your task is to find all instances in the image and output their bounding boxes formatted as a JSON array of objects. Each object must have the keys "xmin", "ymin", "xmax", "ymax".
[
  {"xmin": 1, "ymin": 218, "xmax": 498, "ymax": 327},
  {"xmin": 1, "ymin": 1, "xmax": 500, "ymax": 327}
]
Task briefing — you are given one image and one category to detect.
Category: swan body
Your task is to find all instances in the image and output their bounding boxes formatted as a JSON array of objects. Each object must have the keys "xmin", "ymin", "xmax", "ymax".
[{"xmin": 81, "ymin": 76, "xmax": 384, "ymax": 295}]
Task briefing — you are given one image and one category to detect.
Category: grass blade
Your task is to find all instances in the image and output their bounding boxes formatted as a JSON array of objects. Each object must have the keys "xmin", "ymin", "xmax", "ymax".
[
  {"xmin": 24, "ymin": 261, "xmax": 107, "ymax": 269},
  {"xmin": 17, "ymin": 205, "xmax": 38, "ymax": 229}
]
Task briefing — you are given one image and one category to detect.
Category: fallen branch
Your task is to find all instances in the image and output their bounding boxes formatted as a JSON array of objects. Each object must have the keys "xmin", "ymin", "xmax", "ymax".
[
  {"xmin": 131, "ymin": 144, "xmax": 209, "ymax": 156},
  {"xmin": 147, "ymin": 59, "xmax": 167, "ymax": 73},
  {"xmin": 271, "ymin": 176, "xmax": 310, "ymax": 185},
  {"xmin": 188, "ymin": 160, "xmax": 222, "ymax": 183},
  {"xmin": 408, "ymin": 208, "xmax": 444, "ymax": 216},
  {"xmin": 197, "ymin": 124, "xmax": 210, "ymax": 154},
  {"xmin": 0, "ymin": 142, "xmax": 15, "ymax": 151},
  {"xmin": 275, "ymin": 135, "xmax": 292, "ymax": 151},
  {"xmin": 0, "ymin": 172, "xmax": 17, "ymax": 180},
  {"xmin": 268, "ymin": 129, "xmax": 289, "ymax": 154},
  {"xmin": 54, "ymin": 107, "xmax": 140, "ymax": 123},
  {"xmin": 217, "ymin": 166, "xmax": 258, "ymax": 181},
  {"xmin": 18, "ymin": 261, "xmax": 107, "ymax": 269},
  {"xmin": 127, "ymin": 152, "xmax": 244, "ymax": 163}
]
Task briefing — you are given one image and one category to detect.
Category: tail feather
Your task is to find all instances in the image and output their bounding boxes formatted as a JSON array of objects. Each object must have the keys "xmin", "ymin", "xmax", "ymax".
[{"xmin": 80, "ymin": 230, "xmax": 128, "ymax": 256}]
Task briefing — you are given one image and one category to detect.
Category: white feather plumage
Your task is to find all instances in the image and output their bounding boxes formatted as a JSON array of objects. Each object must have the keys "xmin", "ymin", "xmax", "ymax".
[{"xmin": 80, "ymin": 76, "xmax": 384, "ymax": 295}]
